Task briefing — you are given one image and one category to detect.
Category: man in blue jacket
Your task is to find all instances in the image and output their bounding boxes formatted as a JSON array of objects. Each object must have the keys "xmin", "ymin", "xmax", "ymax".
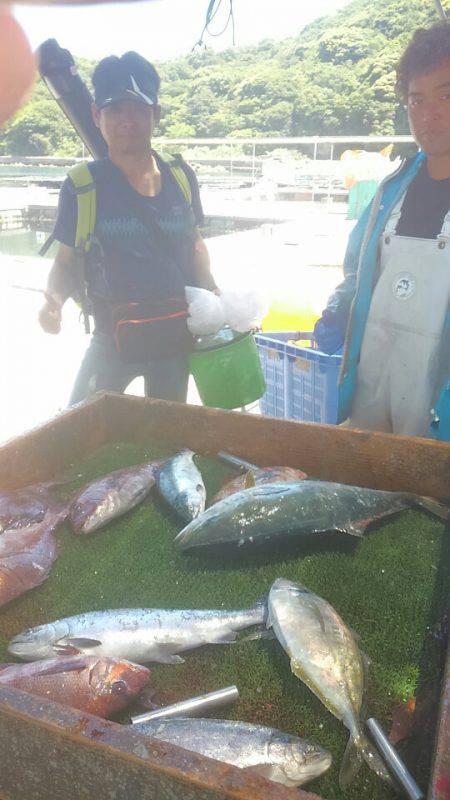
[{"xmin": 314, "ymin": 22, "xmax": 450, "ymax": 441}]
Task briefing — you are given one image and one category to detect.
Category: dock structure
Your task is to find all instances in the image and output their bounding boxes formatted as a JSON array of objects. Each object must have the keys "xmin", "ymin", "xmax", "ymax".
[
  {"xmin": 0, "ymin": 208, "xmax": 23, "ymax": 231},
  {"xmin": 0, "ymin": 134, "xmax": 417, "ymax": 210}
]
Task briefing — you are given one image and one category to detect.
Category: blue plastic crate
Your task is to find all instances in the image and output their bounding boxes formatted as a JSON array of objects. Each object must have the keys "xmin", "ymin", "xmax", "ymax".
[
  {"xmin": 286, "ymin": 344, "xmax": 342, "ymax": 424},
  {"xmin": 256, "ymin": 332, "xmax": 342, "ymax": 424},
  {"xmin": 254, "ymin": 332, "xmax": 291, "ymax": 418}
]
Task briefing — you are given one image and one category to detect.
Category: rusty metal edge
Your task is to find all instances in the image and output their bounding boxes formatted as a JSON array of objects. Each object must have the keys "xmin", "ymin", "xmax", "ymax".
[
  {"xmin": 100, "ymin": 392, "xmax": 450, "ymax": 499},
  {"xmin": 428, "ymin": 638, "xmax": 450, "ymax": 800},
  {"xmin": 0, "ymin": 685, "xmax": 323, "ymax": 800},
  {"xmin": 0, "ymin": 392, "xmax": 109, "ymax": 489},
  {"xmin": 0, "ymin": 392, "xmax": 448, "ymax": 799}
]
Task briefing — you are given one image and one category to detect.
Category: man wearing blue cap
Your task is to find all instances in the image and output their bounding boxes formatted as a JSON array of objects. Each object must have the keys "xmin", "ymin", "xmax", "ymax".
[{"xmin": 39, "ymin": 52, "xmax": 217, "ymax": 404}]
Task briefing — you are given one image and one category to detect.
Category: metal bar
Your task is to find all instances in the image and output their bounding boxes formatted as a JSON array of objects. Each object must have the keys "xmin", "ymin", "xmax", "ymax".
[
  {"xmin": 216, "ymin": 451, "xmax": 259, "ymax": 472},
  {"xmin": 0, "ymin": 137, "xmax": 416, "ymax": 162},
  {"xmin": 366, "ymin": 718, "xmax": 425, "ymax": 800},
  {"xmin": 0, "ymin": 685, "xmax": 313, "ymax": 800},
  {"xmin": 131, "ymin": 685, "xmax": 239, "ymax": 725}
]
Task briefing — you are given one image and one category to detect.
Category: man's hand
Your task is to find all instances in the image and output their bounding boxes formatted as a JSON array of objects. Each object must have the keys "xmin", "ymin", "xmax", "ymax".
[
  {"xmin": 314, "ymin": 313, "xmax": 345, "ymax": 355},
  {"xmin": 38, "ymin": 293, "xmax": 63, "ymax": 334}
]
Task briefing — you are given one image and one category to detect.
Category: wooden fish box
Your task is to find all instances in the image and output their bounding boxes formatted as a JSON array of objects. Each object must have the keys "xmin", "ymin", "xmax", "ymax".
[{"xmin": 0, "ymin": 392, "xmax": 449, "ymax": 800}]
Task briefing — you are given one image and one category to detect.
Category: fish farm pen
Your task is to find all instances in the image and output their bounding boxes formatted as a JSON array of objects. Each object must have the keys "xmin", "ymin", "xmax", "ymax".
[{"xmin": 0, "ymin": 393, "xmax": 449, "ymax": 800}]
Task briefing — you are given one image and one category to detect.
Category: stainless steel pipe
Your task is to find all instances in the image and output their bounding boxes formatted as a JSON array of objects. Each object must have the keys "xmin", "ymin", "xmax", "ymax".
[
  {"xmin": 216, "ymin": 451, "xmax": 258, "ymax": 472},
  {"xmin": 366, "ymin": 717, "xmax": 424, "ymax": 800},
  {"xmin": 131, "ymin": 685, "xmax": 239, "ymax": 725}
]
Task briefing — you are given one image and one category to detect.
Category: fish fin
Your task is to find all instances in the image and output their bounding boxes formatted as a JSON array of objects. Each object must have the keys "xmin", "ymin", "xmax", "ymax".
[
  {"xmin": 339, "ymin": 735, "xmax": 363, "ymax": 790},
  {"xmin": 413, "ymin": 496, "xmax": 450, "ymax": 521},
  {"xmin": 349, "ymin": 627, "xmax": 362, "ymax": 644},
  {"xmin": 31, "ymin": 656, "xmax": 89, "ymax": 677},
  {"xmin": 244, "ymin": 470, "xmax": 256, "ymax": 489},
  {"xmin": 54, "ymin": 644, "xmax": 83, "ymax": 656},
  {"xmin": 239, "ymin": 629, "xmax": 276, "ymax": 643},
  {"xmin": 60, "ymin": 637, "xmax": 102, "ymax": 650},
  {"xmin": 241, "ymin": 765, "xmax": 274, "ymax": 780},
  {"xmin": 210, "ymin": 631, "xmax": 238, "ymax": 644},
  {"xmin": 156, "ymin": 654, "xmax": 185, "ymax": 665},
  {"xmin": 312, "ymin": 606, "xmax": 328, "ymax": 635},
  {"xmin": 343, "ymin": 520, "xmax": 368, "ymax": 538}
]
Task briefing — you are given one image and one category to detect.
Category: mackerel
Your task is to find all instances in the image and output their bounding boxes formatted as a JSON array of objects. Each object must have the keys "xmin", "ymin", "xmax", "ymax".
[{"xmin": 156, "ymin": 450, "xmax": 206, "ymax": 522}]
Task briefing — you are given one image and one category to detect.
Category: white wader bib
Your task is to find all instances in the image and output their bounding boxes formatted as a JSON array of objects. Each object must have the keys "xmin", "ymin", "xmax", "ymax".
[{"xmin": 348, "ymin": 194, "xmax": 450, "ymax": 437}]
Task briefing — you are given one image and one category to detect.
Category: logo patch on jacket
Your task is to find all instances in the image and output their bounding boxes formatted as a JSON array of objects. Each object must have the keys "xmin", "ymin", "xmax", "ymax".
[{"xmin": 392, "ymin": 272, "xmax": 415, "ymax": 300}]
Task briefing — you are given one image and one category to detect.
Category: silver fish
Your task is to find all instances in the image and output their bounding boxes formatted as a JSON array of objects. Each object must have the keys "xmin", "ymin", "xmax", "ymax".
[
  {"xmin": 268, "ymin": 578, "xmax": 391, "ymax": 789},
  {"xmin": 8, "ymin": 598, "xmax": 266, "ymax": 664},
  {"xmin": 156, "ymin": 450, "xmax": 206, "ymax": 522},
  {"xmin": 133, "ymin": 717, "xmax": 332, "ymax": 788},
  {"xmin": 69, "ymin": 461, "xmax": 163, "ymax": 535}
]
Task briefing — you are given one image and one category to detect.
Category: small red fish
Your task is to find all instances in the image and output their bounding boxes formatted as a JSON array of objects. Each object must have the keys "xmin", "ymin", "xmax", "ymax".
[
  {"xmin": 0, "ymin": 480, "xmax": 67, "ymax": 532},
  {"xmin": 0, "ymin": 655, "xmax": 150, "ymax": 717},
  {"xmin": 0, "ymin": 510, "xmax": 64, "ymax": 607},
  {"xmin": 211, "ymin": 466, "xmax": 308, "ymax": 505},
  {"xmin": 69, "ymin": 461, "xmax": 164, "ymax": 535}
]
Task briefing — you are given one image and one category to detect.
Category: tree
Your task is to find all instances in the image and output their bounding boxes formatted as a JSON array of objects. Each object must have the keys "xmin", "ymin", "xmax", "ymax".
[{"xmin": 1, "ymin": 0, "xmax": 449, "ymax": 154}]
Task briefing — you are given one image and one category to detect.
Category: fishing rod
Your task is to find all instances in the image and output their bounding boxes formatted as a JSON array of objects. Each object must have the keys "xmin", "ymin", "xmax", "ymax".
[
  {"xmin": 11, "ymin": 285, "xmax": 45, "ymax": 294},
  {"xmin": 432, "ymin": 0, "xmax": 447, "ymax": 20},
  {"xmin": 37, "ymin": 38, "xmax": 107, "ymax": 160}
]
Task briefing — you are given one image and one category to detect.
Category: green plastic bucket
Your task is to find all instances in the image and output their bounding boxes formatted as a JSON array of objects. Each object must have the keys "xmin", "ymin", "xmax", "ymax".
[{"xmin": 189, "ymin": 331, "xmax": 266, "ymax": 409}]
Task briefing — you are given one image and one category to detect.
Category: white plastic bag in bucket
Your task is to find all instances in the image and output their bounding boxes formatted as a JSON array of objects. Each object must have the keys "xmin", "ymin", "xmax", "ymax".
[
  {"xmin": 220, "ymin": 289, "xmax": 269, "ymax": 333},
  {"xmin": 185, "ymin": 286, "xmax": 226, "ymax": 335}
]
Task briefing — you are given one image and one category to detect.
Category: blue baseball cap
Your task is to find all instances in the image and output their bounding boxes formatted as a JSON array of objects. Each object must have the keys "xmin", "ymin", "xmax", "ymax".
[{"xmin": 93, "ymin": 51, "xmax": 160, "ymax": 110}]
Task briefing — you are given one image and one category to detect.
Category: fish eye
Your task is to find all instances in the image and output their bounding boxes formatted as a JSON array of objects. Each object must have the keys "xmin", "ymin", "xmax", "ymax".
[{"xmin": 111, "ymin": 679, "xmax": 127, "ymax": 694}]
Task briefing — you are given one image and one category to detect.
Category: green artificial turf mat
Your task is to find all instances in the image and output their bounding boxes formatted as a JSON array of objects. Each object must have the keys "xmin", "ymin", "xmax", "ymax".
[{"xmin": 0, "ymin": 440, "xmax": 448, "ymax": 800}]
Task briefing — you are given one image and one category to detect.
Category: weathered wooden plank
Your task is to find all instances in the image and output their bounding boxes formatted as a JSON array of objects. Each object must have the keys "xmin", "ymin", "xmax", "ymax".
[
  {"xmin": 0, "ymin": 395, "xmax": 108, "ymax": 490},
  {"xmin": 102, "ymin": 393, "xmax": 450, "ymax": 500},
  {"xmin": 0, "ymin": 685, "xmax": 320, "ymax": 800}
]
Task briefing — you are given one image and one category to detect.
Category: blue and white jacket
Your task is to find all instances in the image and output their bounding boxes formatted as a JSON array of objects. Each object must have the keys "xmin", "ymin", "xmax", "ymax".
[{"xmin": 317, "ymin": 151, "xmax": 450, "ymax": 441}]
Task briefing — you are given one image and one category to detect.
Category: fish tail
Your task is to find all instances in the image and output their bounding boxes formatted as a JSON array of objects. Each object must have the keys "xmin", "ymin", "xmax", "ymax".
[
  {"xmin": 413, "ymin": 496, "xmax": 450, "ymax": 521},
  {"xmin": 338, "ymin": 734, "xmax": 363, "ymax": 790},
  {"xmin": 341, "ymin": 732, "xmax": 392, "ymax": 789},
  {"xmin": 239, "ymin": 629, "xmax": 275, "ymax": 643},
  {"xmin": 244, "ymin": 470, "xmax": 256, "ymax": 489}
]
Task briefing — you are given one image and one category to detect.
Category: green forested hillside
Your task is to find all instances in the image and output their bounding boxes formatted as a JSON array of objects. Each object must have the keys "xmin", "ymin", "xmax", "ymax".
[{"xmin": 1, "ymin": 0, "xmax": 449, "ymax": 156}]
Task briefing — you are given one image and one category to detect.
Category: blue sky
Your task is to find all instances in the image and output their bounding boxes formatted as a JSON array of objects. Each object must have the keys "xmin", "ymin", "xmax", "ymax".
[{"xmin": 16, "ymin": 0, "xmax": 352, "ymax": 62}]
